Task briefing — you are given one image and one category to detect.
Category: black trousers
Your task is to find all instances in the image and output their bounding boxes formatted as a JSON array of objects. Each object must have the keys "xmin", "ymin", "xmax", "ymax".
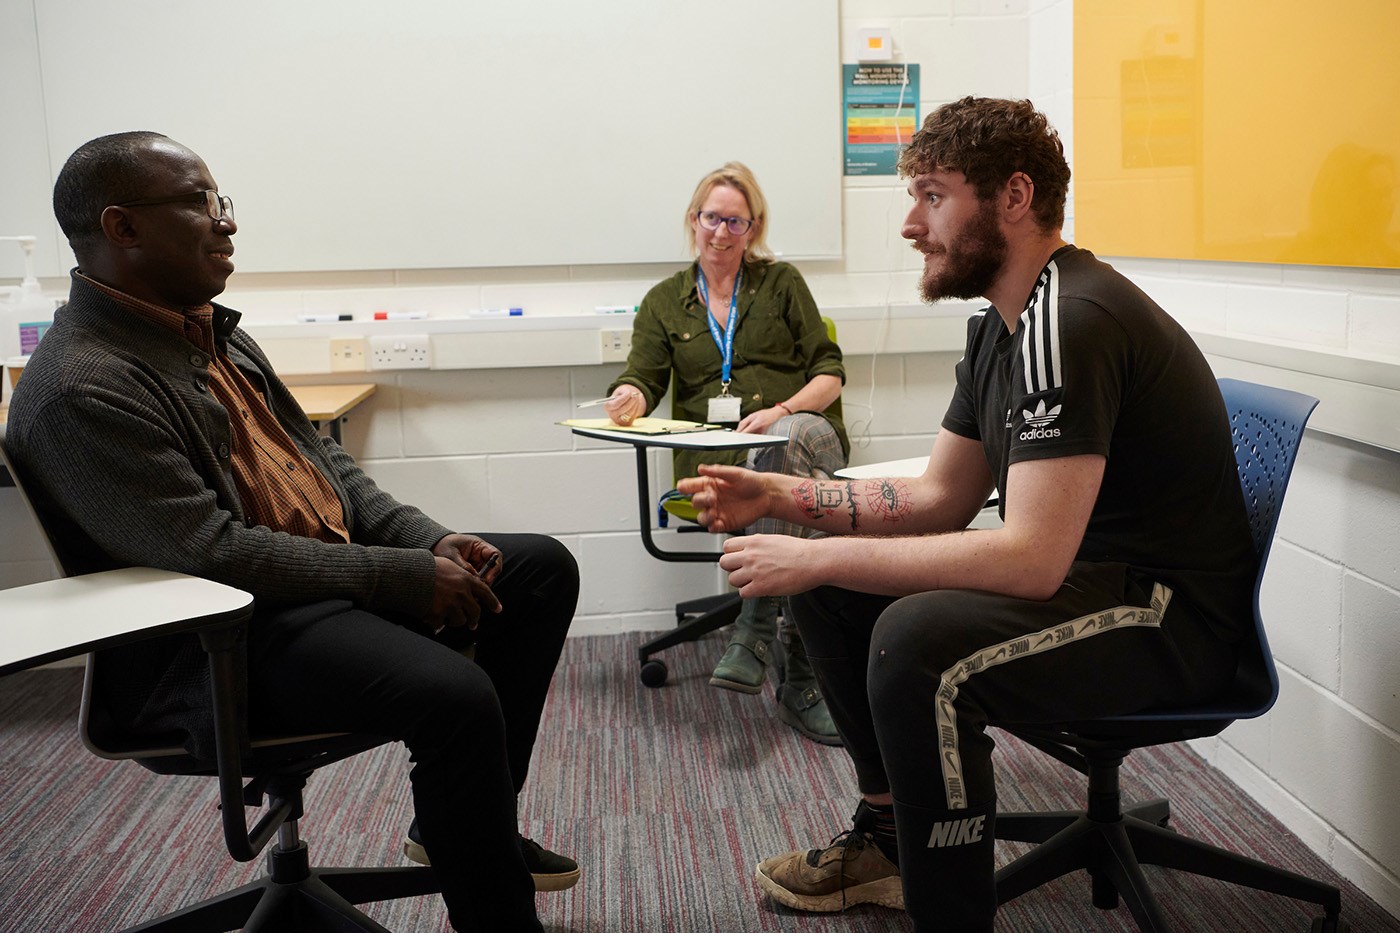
[
  {"xmin": 787, "ymin": 561, "xmax": 1238, "ymax": 933},
  {"xmin": 245, "ymin": 533, "xmax": 578, "ymax": 933}
]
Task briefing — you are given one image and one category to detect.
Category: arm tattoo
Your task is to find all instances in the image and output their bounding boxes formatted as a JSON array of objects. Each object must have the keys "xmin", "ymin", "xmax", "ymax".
[
  {"xmin": 791, "ymin": 479, "xmax": 862, "ymax": 530},
  {"xmin": 865, "ymin": 479, "xmax": 913, "ymax": 523}
]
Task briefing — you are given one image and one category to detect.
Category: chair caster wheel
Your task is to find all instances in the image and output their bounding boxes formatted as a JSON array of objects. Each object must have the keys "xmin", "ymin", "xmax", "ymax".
[
  {"xmin": 1311, "ymin": 917, "xmax": 1349, "ymax": 933},
  {"xmin": 640, "ymin": 659, "xmax": 668, "ymax": 688}
]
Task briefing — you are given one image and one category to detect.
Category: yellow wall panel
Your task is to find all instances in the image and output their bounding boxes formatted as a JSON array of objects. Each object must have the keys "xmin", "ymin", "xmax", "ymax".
[{"xmin": 1074, "ymin": 0, "xmax": 1400, "ymax": 269}]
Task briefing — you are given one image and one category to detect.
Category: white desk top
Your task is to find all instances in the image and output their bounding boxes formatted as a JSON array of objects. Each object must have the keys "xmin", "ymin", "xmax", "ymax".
[
  {"xmin": 0, "ymin": 568, "xmax": 254, "ymax": 676},
  {"xmin": 571, "ymin": 426, "xmax": 789, "ymax": 451},
  {"xmin": 835, "ymin": 456, "xmax": 930, "ymax": 479}
]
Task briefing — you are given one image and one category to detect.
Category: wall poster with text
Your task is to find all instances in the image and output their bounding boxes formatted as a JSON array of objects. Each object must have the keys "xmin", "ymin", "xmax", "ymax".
[{"xmin": 843, "ymin": 63, "xmax": 919, "ymax": 176}]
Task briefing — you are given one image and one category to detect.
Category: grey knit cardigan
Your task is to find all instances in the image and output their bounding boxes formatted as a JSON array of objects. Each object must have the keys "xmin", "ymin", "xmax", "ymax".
[{"xmin": 6, "ymin": 274, "xmax": 452, "ymax": 755}]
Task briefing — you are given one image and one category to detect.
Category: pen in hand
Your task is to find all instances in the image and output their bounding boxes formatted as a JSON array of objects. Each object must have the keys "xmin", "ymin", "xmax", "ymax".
[
  {"xmin": 433, "ymin": 552, "xmax": 502, "ymax": 635},
  {"xmin": 576, "ymin": 397, "xmax": 618, "ymax": 409}
]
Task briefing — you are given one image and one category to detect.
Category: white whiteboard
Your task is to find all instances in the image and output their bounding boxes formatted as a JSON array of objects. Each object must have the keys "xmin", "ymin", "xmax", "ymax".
[{"xmin": 2, "ymin": 0, "xmax": 841, "ymax": 277}]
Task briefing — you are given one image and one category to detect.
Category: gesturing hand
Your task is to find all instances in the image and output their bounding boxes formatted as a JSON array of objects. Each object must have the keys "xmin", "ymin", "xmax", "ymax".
[{"xmin": 676, "ymin": 463, "xmax": 772, "ymax": 533}]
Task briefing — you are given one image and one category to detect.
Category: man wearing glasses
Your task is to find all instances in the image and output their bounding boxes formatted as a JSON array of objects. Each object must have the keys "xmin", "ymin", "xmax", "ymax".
[{"xmin": 6, "ymin": 132, "xmax": 577, "ymax": 933}]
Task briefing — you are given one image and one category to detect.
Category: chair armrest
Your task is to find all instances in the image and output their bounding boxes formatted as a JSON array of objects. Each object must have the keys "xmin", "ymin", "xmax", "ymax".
[
  {"xmin": 0, "ymin": 567, "xmax": 275, "ymax": 861},
  {"xmin": 0, "ymin": 567, "xmax": 254, "ymax": 676},
  {"xmin": 196, "ymin": 621, "xmax": 295, "ymax": 861}
]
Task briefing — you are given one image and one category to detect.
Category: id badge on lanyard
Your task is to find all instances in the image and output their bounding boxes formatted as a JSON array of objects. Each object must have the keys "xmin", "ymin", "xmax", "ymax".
[
  {"xmin": 697, "ymin": 267, "xmax": 744, "ymax": 424},
  {"xmin": 708, "ymin": 394, "xmax": 742, "ymax": 423}
]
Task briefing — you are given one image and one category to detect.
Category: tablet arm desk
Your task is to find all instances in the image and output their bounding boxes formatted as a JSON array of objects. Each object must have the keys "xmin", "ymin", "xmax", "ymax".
[{"xmin": 570, "ymin": 425, "xmax": 787, "ymax": 685}]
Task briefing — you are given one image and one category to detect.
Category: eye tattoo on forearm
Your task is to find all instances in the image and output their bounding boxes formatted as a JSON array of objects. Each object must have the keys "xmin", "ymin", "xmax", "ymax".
[{"xmin": 866, "ymin": 479, "xmax": 912, "ymax": 522}]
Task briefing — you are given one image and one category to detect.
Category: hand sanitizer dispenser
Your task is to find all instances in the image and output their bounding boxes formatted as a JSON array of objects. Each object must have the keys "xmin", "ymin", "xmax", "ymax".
[{"xmin": 1, "ymin": 235, "xmax": 58, "ymax": 403}]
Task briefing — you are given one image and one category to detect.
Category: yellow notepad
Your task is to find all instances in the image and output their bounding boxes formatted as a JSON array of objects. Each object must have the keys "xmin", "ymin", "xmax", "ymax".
[{"xmin": 558, "ymin": 417, "xmax": 722, "ymax": 435}]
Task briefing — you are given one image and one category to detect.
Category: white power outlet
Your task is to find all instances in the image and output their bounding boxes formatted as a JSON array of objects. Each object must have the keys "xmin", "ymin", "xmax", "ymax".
[
  {"xmin": 368, "ymin": 334, "xmax": 432, "ymax": 370},
  {"xmin": 329, "ymin": 338, "xmax": 368, "ymax": 372},
  {"xmin": 600, "ymin": 328, "xmax": 632, "ymax": 363}
]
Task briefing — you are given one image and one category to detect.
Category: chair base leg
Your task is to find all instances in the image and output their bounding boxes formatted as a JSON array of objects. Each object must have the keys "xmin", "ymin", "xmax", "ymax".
[
  {"xmin": 121, "ymin": 841, "xmax": 438, "ymax": 933},
  {"xmin": 996, "ymin": 808, "xmax": 1345, "ymax": 933},
  {"xmin": 637, "ymin": 593, "xmax": 743, "ymax": 685},
  {"xmin": 1127, "ymin": 816, "xmax": 1342, "ymax": 918}
]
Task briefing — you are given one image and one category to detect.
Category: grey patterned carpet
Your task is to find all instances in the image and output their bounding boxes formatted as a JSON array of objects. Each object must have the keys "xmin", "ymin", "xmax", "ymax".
[{"xmin": 1, "ymin": 630, "xmax": 1396, "ymax": 932}]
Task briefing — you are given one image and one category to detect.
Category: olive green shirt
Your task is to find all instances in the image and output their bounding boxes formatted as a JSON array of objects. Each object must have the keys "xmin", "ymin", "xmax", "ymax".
[{"xmin": 609, "ymin": 259, "xmax": 848, "ymax": 481}]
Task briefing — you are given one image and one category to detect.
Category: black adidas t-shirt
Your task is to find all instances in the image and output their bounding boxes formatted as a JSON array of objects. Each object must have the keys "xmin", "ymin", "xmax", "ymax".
[{"xmin": 941, "ymin": 245, "xmax": 1256, "ymax": 639}]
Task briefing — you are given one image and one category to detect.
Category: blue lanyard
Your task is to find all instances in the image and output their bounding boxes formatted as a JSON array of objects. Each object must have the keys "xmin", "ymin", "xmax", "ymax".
[{"xmin": 695, "ymin": 266, "xmax": 743, "ymax": 392}]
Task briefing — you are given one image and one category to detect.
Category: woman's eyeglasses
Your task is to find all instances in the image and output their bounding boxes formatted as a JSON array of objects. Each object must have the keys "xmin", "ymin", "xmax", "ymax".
[{"xmin": 696, "ymin": 210, "xmax": 754, "ymax": 235}]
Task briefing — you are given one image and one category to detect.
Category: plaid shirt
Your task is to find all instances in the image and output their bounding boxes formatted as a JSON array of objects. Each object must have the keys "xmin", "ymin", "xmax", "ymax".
[{"xmin": 77, "ymin": 272, "xmax": 349, "ymax": 543}]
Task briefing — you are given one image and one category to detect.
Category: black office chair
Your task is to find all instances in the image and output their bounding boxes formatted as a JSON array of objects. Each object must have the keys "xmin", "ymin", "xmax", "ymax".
[
  {"xmin": 992, "ymin": 378, "xmax": 1346, "ymax": 932},
  {"xmin": 0, "ymin": 431, "xmax": 438, "ymax": 932},
  {"xmin": 636, "ymin": 317, "xmax": 844, "ymax": 687}
]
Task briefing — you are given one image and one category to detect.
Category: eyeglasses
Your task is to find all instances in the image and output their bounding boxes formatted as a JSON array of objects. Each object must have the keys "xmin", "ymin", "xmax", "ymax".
[
  {"xmin": 116, "ymin": 189, "xmax": 235, "ymax": 223},
  {"xmin": 696, "ymin": 210, "xmax": 754, "ymax": 236}
]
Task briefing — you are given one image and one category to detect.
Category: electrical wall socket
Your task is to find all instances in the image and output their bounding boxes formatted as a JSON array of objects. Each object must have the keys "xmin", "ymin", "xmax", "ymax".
[
  {"xmin": 329, "ymin": 338, "xmax": 368, "ymax": 372},
  {"xmin": 600, "ymin": 328, "xmax": 632, "ymax": 363},
  {"xmin": 368, "ymin": 334, "xmax": 432, "ymax": 370}
]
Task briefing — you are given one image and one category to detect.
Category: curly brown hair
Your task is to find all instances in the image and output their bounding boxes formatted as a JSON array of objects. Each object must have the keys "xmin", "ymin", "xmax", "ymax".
[{"xmin": 897, "ymin": 97, "xmax": 1070, "ymax": 232}]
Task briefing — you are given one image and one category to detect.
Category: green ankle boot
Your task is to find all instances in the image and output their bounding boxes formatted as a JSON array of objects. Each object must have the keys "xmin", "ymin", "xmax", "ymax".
[
  {"xmin": 710, "ymin": 596, "xmax": 780, "ymax": 694},
  {"xmin": 775, "ymin": 627, "xmax": 843, "ymax": 746}
]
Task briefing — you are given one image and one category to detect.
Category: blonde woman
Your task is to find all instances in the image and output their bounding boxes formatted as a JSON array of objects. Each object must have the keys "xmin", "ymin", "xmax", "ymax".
[{"xmin": 605, "ymin": 162, "xmax": 847, "ymax": 745}]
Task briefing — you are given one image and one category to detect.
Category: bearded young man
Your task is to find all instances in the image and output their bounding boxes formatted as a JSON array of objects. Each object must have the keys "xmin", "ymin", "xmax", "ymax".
[{"xmin": 678, "ymin": 97, "xmax": 1254, "ymax": 932}]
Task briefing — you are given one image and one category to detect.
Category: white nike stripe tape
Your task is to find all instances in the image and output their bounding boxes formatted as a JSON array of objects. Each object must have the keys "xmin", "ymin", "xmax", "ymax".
[{"xmin": 934, "ymin": 582, "xmax": 1174, "ymax": 809}]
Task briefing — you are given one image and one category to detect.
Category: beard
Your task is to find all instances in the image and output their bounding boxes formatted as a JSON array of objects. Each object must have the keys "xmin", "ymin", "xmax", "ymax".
[{"xmin": 917, "ymin": 199, "xmax": 1008, "ymax": 302}]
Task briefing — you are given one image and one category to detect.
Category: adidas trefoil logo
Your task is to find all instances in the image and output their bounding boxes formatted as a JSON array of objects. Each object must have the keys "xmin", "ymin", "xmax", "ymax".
[
  {"xmin": 1022, "ymin": 399, "xmax": 1061, "ymax": 426},
  {"xmin": 1019, "ymin": 399, "xmax": 1062, "ymax": 441}
]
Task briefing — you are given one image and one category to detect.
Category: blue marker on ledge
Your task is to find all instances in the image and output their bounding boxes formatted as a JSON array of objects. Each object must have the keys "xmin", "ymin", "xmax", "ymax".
[{"xmin": 468, "ymin": 308, "xmax": 523, "ymax": 318}]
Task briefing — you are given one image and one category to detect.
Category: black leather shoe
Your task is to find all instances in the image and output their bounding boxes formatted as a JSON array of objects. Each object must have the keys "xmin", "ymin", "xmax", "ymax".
[
  {"xmin": 404, "ymin": 819, "xmax": 580, "ymax": 892},
  {"xmin": 520, "ymin": 836, "xmax": 580, "ymax": 892}
]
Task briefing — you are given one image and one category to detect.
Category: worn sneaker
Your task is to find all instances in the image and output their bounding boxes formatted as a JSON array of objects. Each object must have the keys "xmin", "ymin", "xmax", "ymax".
[
  {"xmin": 755, "ymin": 827, "xmax": 903, "ymax": 913},
  {"xmin": 403, "ymin": 820, "xmax": 580, "ymax": 892}
]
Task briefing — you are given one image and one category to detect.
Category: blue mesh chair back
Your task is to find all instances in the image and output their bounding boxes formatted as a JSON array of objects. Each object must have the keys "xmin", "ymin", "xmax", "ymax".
[
  {"xmin": 1105, "ymin": 377, "xmax": 1318, "ymax": 726},
  {"xmin": 993, "ymin": 379, "xmax": 1345, "ymax": 932},
  {"xmin": 1219, "ymin": 376, "xmax": 1319, "ymax": 716}
]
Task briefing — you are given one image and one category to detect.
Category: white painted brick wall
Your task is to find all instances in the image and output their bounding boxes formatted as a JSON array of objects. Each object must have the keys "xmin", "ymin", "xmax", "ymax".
[
  {"xmin": 1262, "ymin": 540, "xmax": 1344, "ymax": 693},
  {"xmin": 1341, "ymin": 573, "xmax": 1400, "ymax": 729}
]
